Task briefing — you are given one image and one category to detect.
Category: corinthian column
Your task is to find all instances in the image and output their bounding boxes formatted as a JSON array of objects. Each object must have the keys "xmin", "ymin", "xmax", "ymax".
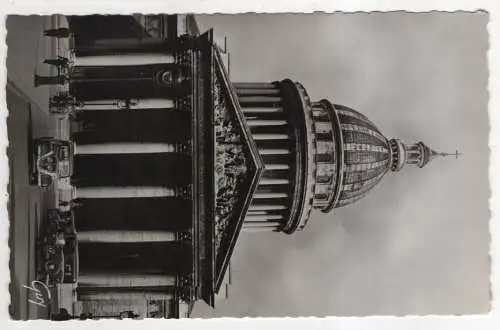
[
  {"xmin": 74, "ymin": 54, "xmax": 175, "ymax": 67},
  {"xmin": 74, "ymin": 187, "xmax": 176, "ymax": 199}
]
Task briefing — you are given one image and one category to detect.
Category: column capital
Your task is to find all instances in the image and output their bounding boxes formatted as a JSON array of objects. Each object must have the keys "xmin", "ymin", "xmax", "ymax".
[
  {"xmin": 177, "ymin": 231, "xmax": 192, "ymax": 242},
  {"xmin": 175, "ymin": 185, "xmax": 192, "ymax": 199},
  {"xmin": 175, "ymin": 94, "xmax": 192, "ymax": 111},
  {"xmin": 175, "ymin": 141, "xmax": 192, "ymax": 155},
  {"xmin": 176, "ymin": 34, "xmax": 198, "ymax": 52}
]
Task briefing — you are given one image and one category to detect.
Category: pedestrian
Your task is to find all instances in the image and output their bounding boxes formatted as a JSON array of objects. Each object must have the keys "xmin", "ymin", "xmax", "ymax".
[
  {"xmin": 119, "ymin": 310, "xmax": 140, "ymax": 319},
  {"xmin": 79, "ymin": 312, "xmax": 93, "ymax": 320},
  {"xmin": 51, "ymin": 308, "xmax": 72, "ymax": 321},
  {"xmin": 44, "ymin": 56, "xmax": 70, "ymax": 68},
  {"xmin": 51, "ymin": 93, "xmax": 74, "ymax": 104},
  {"xmin": 43, "ymin": 27, "xmax": 71, "ymax": 38}
]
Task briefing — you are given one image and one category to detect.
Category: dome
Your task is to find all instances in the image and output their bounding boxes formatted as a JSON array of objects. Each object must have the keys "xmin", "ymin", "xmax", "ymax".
[
  {"xmin": 333, "ymin": 104, "xmax": 392, "ymax": 208},
  {"xmin": 236, "ymin": 80, "xmax": 459, "ymax": 234}
]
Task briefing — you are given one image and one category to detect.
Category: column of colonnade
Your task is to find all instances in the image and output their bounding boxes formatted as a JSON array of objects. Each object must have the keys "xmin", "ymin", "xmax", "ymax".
[
  {"xmin": 69, "ymin": 38, "xmax": 192, "ymax": 305},
  {"xmin": 234, "ymin": 83, "xmax": 295, "ymax": 233}
]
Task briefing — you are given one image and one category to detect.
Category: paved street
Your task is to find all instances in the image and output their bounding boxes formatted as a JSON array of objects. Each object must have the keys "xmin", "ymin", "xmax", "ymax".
[{"xmin": 6, "ymin": 15, "xmax": 67, "ymax": 320}]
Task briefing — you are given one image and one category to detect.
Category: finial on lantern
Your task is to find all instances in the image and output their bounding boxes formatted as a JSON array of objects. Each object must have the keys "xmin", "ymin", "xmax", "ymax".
[
  {"xmin": 388, "ymin": 140, "xmax": 461, "ymax": 171},
  {"xmin": 432, "ymin": 149, "xmax": 462, "ymax": 160}
]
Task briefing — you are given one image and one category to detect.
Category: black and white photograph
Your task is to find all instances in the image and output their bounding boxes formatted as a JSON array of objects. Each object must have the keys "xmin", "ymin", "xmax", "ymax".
[{"xmin": 5, "ymin": 12, "xmax": 490, "ymax": 320}]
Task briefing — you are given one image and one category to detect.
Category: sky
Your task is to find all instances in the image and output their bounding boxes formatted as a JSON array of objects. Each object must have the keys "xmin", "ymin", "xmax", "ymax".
[{"xmin": 192, "ymin": 12, "xmax": 490, "ymax": 317}]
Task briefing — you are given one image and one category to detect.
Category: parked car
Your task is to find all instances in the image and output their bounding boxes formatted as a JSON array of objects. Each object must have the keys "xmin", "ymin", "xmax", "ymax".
[
  {"xmin": 30, "ymin": 138, "xmax": 73, "ymax": 189},
  {"xmin": 38, "ymin": 209, "xmax": 78, "ymax": 285}
]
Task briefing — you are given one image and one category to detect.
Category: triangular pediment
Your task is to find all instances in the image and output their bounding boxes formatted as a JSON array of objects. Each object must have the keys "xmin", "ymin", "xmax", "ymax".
[{"xmin": 210, "ymin": 46, "xmax": 264, "ymax": 293}]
